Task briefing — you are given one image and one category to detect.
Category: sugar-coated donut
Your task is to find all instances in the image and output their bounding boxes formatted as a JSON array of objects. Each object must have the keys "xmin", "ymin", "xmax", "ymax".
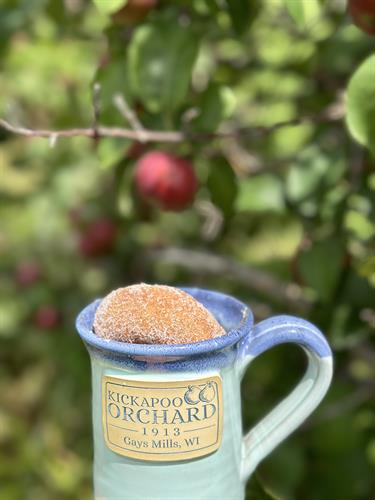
[{"xmin": 93, "ymin": 284, "xmax": 225, "ymax": 344}]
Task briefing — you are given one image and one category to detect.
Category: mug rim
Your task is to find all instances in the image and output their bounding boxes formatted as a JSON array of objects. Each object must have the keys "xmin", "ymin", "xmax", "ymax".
[{"xmin": 75, "ymin": 287, "xmax": 253, "ymax": 358}]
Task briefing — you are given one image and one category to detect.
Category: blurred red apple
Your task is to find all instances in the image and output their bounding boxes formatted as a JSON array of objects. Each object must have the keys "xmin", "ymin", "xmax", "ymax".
[
  {"xmin": 348, "ymin": 0, "xmax": 375, "ymax": 35},
  {"xmin": 112, "ymin": 0, "xmax": 158, "ymax": 25},
  {"xmin": 16, "ymin": 262, "xmax": 41, "ymax": 286},
  {"xmin": 79, "ymin": 218, "xmax": 117, "ymax": 257},
  {"xmin": 135, "ymin": 151, "xmax": 198, "ymax": 211},
  {"xmin": 34, "ymin": 306, "xmax": 60, "ymax": 330}
]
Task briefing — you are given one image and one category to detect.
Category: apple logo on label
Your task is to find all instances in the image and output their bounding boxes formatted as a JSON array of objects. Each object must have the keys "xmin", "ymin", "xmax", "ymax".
[
  {"xmin": 199, "ymin": 382, "xmax": 215, "ymax": 403},
  {"xmin": 184, "ymin": 385, "xmax": 201, "ymax": 405}
]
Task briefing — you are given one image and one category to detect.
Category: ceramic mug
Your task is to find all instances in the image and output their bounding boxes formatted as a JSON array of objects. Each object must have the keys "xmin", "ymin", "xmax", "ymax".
[{"xmin": 76, "ymin": 287, "xmax": 333, "ymax": 500}]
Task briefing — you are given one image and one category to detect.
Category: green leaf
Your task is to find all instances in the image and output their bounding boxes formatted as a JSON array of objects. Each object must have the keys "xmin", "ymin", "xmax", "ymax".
[
  {"xmin": 341, "ymin": 271, "xmax": 375, "ymax": 307},
  {"xmin": 194, "ymin": 84, "xmax": 236, "ymax": 132},
  {"xmin": 284, "ymin": 0, "xmax": 305, "ymax": 27},
  {"xmin": 283, "ymin": 0, "xmax": 322, "ymax": 29},
  {"xmin": 97, "ymin": 138, "xmax": 130, "ymax": 169},
  {"xmin": 94, "ymin": 58, "xmax": 133, "ymax": 126},
  {"xmin": 207, "ymin": 159, "xmax": 238, "ymax": 217},
  {"xmin": 236, "ymin": 175, "xmax": 285, "ymax": 213},
  {"xmin": 359, "ymin": 256, "xmax": 375, "ymax": 277},
  {"xmin": 93, "ymin": 0, "xmax": 127, "ymax": 16},
  {"xmin": 0, "ymin": 298, "xmax": 26, "ymax": 338},
  {"xmin": 117, "ymin": 166, "xmax": 136, "ymax": 218},
  {"xmin": 227, "ymin": 0, "xmax": 261, "ymax": 36},
  {"xmin": 345, "ymin": 211, "xmax": 375, "ymax": 241},
  {"xmin": 286, "ymin": 147, "xmax": 328, "ymax": 202},
  {"xmin": 346, "ymin": 54, "xmax": 375, "ymax": 153},
  {"xmin": 128, "ymin": 21, "xmax": 200, "ymax": 113},
  {"xmin": 298, "ymin": 237, "xmax": 346, "ymax": 302},
  {"xmin": 286, "ymin": 147, "xmax": 346, "ymax": 203},
  {"xmin": 247, "ymin": 474, "xmax": 280, "ymax": 500}
]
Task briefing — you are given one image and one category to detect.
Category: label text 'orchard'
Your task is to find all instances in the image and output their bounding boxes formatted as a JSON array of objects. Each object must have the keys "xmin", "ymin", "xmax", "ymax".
[{"xmin": 102, "ymin": 375, "xmax": 223, "ymax": 461}]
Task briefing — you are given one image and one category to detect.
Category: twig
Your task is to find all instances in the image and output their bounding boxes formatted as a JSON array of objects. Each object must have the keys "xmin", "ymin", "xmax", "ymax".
[
  {"xmin": 0, "ymin": 119, "xmax": 183, "ymax": 142},
  {"xmin": 113, "ymin": 93, "xmax": 147, "ymax": 143},
  {"xmin": 181, "ymin": 107, "xmax": 200, "ymax": 124},
  {"xmin": 220, "ymin": 139, "xmax": 263, "ymax": 175},
  {"xmin": 0, "ymin": 102, "xmax": 345, "ymax": 144},
  {"xmin": 49, "ymin": 133, "xmax": 58, "ymax": 148},
  {"xmin": 195, "ymin": 200, "xmax": 224, "ymax": 241},
  {"xmin": 92, "ymin": 82, "xmax": 101, "ymax": 139},
  {"xmin": 147, "ymin": 247, "xmax": 312, "ymax": 311}
]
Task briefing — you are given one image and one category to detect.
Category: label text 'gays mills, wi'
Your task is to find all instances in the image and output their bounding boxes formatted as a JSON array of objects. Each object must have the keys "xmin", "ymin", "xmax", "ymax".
[{"xmin": 102, "ymin": 375, "xmax": 223, "ymax": 461}]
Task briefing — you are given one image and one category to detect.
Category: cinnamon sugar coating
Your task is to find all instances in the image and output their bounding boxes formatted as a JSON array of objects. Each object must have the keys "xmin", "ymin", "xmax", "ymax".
[{"xmin": 93, "ymin": 284, "xmax": 225, "ymax": 344}]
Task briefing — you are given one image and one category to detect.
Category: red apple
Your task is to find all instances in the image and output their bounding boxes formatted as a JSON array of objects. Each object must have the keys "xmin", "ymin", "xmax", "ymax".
[
  {"xmin": 34, "ymin": 306, "xmax": 60, "ymax": 330},
  {"xmin": 135, "ymin": 151, "xmax": 198, "ymax": 211},
  {"xmin": 15, "ymin": 262, "xmax": 41, "ymax": 286},
  {"xmin": 112, "ymin": 0, "xmax": 158, "ymax": 25},
  {"xmin": 348, "ymin": 0, "xmax": 375, "ymax": 35},
  {"xmin": 79, "ymin": 218, "xmax": 117, "ymax": 257}
]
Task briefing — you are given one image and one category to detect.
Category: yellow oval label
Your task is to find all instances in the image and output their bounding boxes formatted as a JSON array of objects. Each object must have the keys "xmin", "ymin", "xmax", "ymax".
[{"xmin": 102, "ymin": 375, "xmax": 223, "ymax": 462}]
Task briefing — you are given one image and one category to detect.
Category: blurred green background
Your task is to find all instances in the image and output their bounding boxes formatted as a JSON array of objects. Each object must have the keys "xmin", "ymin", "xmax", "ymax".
[{"xmin": 0, "ymin": 1, "xmax": 374, "ymax": 499}]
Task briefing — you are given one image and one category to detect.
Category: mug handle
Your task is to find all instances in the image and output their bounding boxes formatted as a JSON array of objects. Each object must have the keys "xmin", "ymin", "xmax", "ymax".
[{"xmin": 239, "ymin": 315, "xmax": 333, "ymax": 481}]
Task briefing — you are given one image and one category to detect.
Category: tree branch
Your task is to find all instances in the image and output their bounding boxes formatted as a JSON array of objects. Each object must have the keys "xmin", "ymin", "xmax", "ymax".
[
  {"xmin": 0, "ymin": 102, "xmax": 344, "ymax": 144},
  {"xmin": 113, "ymin": 93, "xmax": 147, "ymax": 143},
  {"xmin": 146, "ymin": 247, "xmax": 313, "ymax": 312},
  {"xmin": 0, "ymin": 118, "xmax": 183, "ymax": 142},
  {"xmin": 195, "ymin": 200, "xmax": 224, "ymax": 241},
  {"xmin": 92, "ymin": 82, "xmax": 101, "ymax": 139}
]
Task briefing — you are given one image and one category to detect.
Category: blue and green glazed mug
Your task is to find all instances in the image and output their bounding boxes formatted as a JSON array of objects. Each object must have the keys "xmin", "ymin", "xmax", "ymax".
[{"xmin": 76, "ymin": 287, "xmax": 333, "ymax": 500}]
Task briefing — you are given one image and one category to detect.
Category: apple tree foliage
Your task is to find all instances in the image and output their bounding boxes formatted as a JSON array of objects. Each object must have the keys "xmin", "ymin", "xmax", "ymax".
[{"xmin": 0, "ymin": 1, "xmax": 374, "ymax": 499}]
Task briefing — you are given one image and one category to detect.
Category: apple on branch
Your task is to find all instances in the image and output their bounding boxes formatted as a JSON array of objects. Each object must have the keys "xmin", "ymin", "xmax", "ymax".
[
  {"xmin": 135, "ymin": 151, "xmax": 199, "ymax": 211},
  {"xmin": 112, "ymin": 0, "xmax": 158, "ymax": 25},
  {"xmin": 79, "ymin": 218, "xmax": 117, "ymax": 258},
  {"xmin": 348, "ymin": 0, "xmax": 375, "ymax": 35}
]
